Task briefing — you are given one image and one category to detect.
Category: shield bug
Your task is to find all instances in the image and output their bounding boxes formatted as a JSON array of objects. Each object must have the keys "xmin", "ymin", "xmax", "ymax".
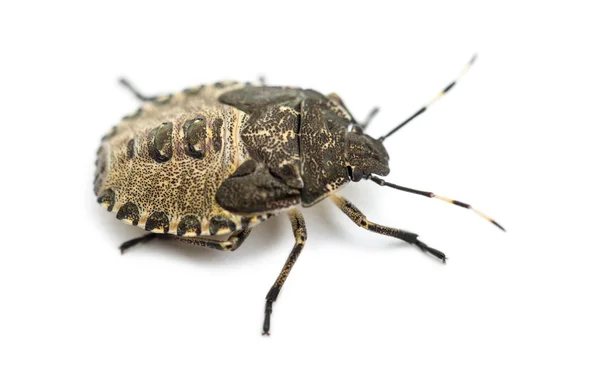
[{"xmin": 94, "ymin": 55, "xmax": 503, "ymax": 335}]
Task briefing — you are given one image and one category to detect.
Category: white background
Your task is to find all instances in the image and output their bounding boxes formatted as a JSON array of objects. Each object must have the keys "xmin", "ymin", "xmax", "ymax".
[{"xmin": 1, "ymin": 1, "xmax": 599, "ymax": 374}]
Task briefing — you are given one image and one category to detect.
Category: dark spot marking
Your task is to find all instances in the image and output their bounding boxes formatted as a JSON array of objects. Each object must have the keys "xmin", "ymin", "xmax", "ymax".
[
  {"xmin": 212, "ymin": 118, "xmax": 223, "ymax": 152},
  {"xmin": 117, "ymin": 202, "xmax": 140, "ymax": 226},
  {"xmin": 145, "ymin": 211, "xmax": 170, "ymax": 233},
  {"xmin": 97, "ymin": 189, "xmax": 115, "ymax": 211},
  {"xmin": 126, "ymin": 138, "xmax": 135, "ymax": 159},
  {"xmin": 149, "ymin": 122, "xmax": 173, "ymax": 163},
  {"xmin": 214, "ymin": 82, "xmax": 226, "ymax": 88},
  {"xmin": 209, "ymin": 216, "xmax": 236, "ymax": 235},
  {"xmin": 184, "ymin": 117, "xmax": 206, "ymax": 159},
  {"xmin": 177, "ymin": 215, "xmax": 201, "ymax": 236}
]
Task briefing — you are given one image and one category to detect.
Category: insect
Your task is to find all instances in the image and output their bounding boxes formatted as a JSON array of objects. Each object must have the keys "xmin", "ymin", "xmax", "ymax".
[{"xmin": 94, "ymin": 55, "xmax": 503, "ymax": 335}]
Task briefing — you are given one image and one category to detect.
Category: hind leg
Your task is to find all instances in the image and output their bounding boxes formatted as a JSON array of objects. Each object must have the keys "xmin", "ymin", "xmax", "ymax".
[
  {"xmin": 119, "ymin": 229, "xmax": 253, "ymax": 253},
  {"xmin": 119, "ymin": 233, "xmax": 161, "ymax": 254}
]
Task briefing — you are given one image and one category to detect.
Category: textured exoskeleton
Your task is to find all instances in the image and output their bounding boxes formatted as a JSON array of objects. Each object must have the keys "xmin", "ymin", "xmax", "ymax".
[
  {"xmin": 95, "ymin": 82, "xmax": 389, "ymax": 238},
  {"xmin": 96, "ymin": 58, "xmax": 502, "ymax": 334}
]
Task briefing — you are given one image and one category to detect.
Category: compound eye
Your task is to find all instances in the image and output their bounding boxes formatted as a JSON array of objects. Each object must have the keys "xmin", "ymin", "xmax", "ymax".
[
  {"xmin": 353, "ymin": 168, "xmax": 364, "ymax": 181},
  {"xmin": 351, "ymin": 124, "xmax": 363, "ymax": 134},
  {"xmin": 347, "ymin": 166, "xmax": 363, "ymax": 182}
]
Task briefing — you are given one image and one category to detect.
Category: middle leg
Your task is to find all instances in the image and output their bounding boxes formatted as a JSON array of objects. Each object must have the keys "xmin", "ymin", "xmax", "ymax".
[
  {"xmin": 262, "ymin": 209, "xmax": 307, "ymax": 335},
  {"xmin": 331, "ymin": 194, "xmax": 447, "ymax": 262}
]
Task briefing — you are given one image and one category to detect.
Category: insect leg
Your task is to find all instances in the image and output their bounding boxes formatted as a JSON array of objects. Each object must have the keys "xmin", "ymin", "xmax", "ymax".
[
  {"xmin": 331, "ymin": 195, "xmax": 447, "ymax": 263},
  {"xmin": 175, "ymin": 229, "xmax": 253, "ymax": 251},
  {"xmin": 118, "ymin": 78, "xmax": 157, "ymax": 102},
  {"xmin": 119, "ymin": 233, "xmax": 161, "ymax": 254},
  {"xmin": 263, "ymin": 209, "xmax": 307, "ymax": 336},
  {"xmin": 360, "ymin": 106, "xmax": 380, "ymax": 130},
  {"xmin": 326, "ymin": 93, "xmax": 379, "ymax": 131}
]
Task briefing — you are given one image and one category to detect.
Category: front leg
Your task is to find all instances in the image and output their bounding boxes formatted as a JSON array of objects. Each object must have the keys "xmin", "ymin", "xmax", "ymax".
[
  {"xmin": 331, "ymin": 195, "xmax": 447, "ymax": 263},
  {"xmin": 263, "ymin": 209, "xmax": 307, "ymax": 335}
]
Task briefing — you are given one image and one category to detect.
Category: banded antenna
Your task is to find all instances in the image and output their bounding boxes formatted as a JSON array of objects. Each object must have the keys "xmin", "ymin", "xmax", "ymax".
[
  {"xmin": 379, "ymin": 54, "xmax": 477, "ymax": 142},
  {"xmin": 369, "ymin": 175, "xmax": 505, "ymax": 231}
]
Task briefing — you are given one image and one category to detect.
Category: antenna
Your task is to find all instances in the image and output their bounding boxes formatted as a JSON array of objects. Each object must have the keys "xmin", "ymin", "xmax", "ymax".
[
  {"xmin": 369, "ymin": 175, "xmax": 505, "ymax": 231},
  {"xmin": 379, "ymin": 54, "xmax": 477, "ymax": 142}
]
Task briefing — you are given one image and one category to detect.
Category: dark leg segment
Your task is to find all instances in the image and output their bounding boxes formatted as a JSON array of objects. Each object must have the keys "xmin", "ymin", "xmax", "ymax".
[
  {"xmin": 118, "ymin": 78, "xmax": 157, "ymax": 102},
  {"xmin": 119, "ymin": 229, "xmax": 252, "ymax": 254},
  {"xmin": 331, "ymin": 195, "xmax": 447, "ymax": 263},
  {"xmin": 263, "ymin": 209, "xmax": 307, "ymax": 335},
  {"xmin": 359, "ymin": 106, "xmax": 380, "ymax": 130},
  {"xmin": 176, "ymin": 229, "xmax": 253, "ymax": 251},
  {"xmin": 119, "ymin": 233, "xmax": 160, "ymax": 254}
]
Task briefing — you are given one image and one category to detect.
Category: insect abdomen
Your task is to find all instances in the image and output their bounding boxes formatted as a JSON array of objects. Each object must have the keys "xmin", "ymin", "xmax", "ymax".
[{"xmin": 95, "ymin": 82, "xmax": 263, "ymax": 237}]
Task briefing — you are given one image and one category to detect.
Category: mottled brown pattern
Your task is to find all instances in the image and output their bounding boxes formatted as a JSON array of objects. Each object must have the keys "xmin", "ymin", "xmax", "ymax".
[
  {"xmin": 241, "ymin": 105, "xmax": 301, "ymax": 186},
  {"xmin": 96, "ymin": 189, "xmax": 115, "ymax": 211},
  {"xmin": 95, "ymin": 82, "xmax": 254, "ymax": 236},
  {"xmin": 209, "ymin": 216, "xmax": 237, "ymax": 235},
  {"xmin": 95, "ymin": 82, "xmax": 391, "ymax": 240},
  {"xmin": 215, "ymin": 161, "xmax": 301, "ymax": 214},
  {"xmin": 183, "ymin": 117, "xmax": 207, "ymax": 159},
  {"xmin": 177, "ymin": 215, "xmax": 202, "ymax": 237},
  {"xmin": 148, "ymin": 122, "xmax": 174, "ymax": 163},
  {"xmin": 273, "ymin": 209, "xmax": 307, "ymax": 288},
  {"xmin": 145, "ymin": 211, "xmax": 170, "ymax": 233},
  {"xmin": 331, "ymin": 194, "xmax": 418, "ymax": 244},
  {"xmin": 126, "ymin": 138, "xmax": 135, "ymax": 159},
  {"xmin": 299, "ymin": 98, "xmax": 349, "ymax": 206},
  {"xmin": 116, "ymin": 202, "xmax": 140, "ymax": 226}
]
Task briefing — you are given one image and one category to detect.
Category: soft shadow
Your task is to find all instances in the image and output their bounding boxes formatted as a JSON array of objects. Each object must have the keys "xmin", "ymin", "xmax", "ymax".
[
  {"xmin": 88, "ymin": 177, "xmax": 423, "ymax": 268},
  {"xmin": 90, "ymin": 195, "xmax": 289, "ymax": 268}
]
